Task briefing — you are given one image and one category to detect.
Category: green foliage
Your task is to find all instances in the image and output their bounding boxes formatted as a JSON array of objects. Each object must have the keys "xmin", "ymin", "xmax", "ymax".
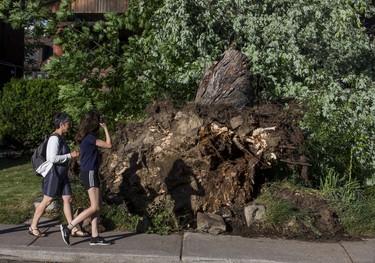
[
  {"xmin": 0, "ymin": 79, "xmax": 64, "ymax": 148},
  {"xmin": 320, "ymin": 168, "xmax": 375, "ymax": 236},
  {"xmin": 303, "ymin": 82, "xmax": 375, "ymax": 181},
  {"xmin": 101, "ymin": 203, "xmax": 140, "ymax": 231},
  {"xmin": 227, "ymin": 0, "xmax": 375, "ymax": 179},
  {"xmin": 70, "ymin": 182, "xmax": 90, "ymax": 208},
  {"xmin": 58, "ymin": 83, "xmax": 106, "ymax": 124},
  {"xmin": 146, "ymin": 196, "xmax": 179, "ymax": 235},
  {"xmin": 257, "ymin": 182, "xmax": 323, "ymax": 235},
  {"xmin": 0, "ymin": 0, "xmax": 55, "ymax": 67},
  {"xmin": 0, "ymin": 1, "xmax": 50, "ymax": 30},
  {"xmin": 320, "ymin": 167, "xmax": 363, "ymax": 206},
  {"xmin": 262, "ymin": 194, "xmax": 296, "ymax": 227},
  {"xmin": 340, "ymin": 186, "xmax": 375, "ymax": 236}
]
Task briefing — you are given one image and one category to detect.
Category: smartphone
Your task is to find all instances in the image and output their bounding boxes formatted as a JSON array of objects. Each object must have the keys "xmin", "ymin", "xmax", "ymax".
[{"xmin": 100, "ymin": 116, "xmax": 105, "ymax": 123}]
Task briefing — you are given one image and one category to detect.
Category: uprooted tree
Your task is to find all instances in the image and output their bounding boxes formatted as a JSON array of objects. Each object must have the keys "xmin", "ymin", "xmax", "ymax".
[{"xmin": 69, "ymin": 50, "xmax": 311, "ymax": 232}]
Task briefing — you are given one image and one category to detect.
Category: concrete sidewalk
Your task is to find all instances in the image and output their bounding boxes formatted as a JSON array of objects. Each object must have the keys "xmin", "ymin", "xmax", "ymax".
[{"xmin": 0, "ymin": 219, "xmax": 374, "ymax": 263}]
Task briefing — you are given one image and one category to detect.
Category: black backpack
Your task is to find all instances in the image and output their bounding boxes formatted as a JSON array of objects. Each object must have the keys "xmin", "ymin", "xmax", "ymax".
[{"xmin": 31, "ymin": 134, "xmax": 60, "ymax": 176}]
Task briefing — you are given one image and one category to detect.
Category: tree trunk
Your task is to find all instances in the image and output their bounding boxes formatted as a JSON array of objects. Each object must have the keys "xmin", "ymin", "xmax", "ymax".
[{"xmin": 195, "ymin": 49, "xmax": 254, "ymax": 108}]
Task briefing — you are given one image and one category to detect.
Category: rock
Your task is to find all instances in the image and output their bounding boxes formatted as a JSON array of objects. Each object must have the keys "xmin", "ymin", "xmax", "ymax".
[
  {"xmin": 136, "ymin": 217, "xmax": 150, "ymax": 233},
  {"xmin": 244, "ymin": 205, "xmax": 266, "ymax": 227},
  {"xmin": 197, "ymin": 212, "xmax": 226, "ymax": 235},
  {"xmin": 230, "ymin": 115, "xmax": 244, "ymax": 130},
  {"xmin": 34, "ymin": 197, "xmax": 58, "ymax": 213}
]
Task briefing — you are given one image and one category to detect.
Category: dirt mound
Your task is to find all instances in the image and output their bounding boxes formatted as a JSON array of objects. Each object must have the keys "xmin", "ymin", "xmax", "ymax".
[
  {"xmin": 229, "ymin": 183, "xmax": 345, "ymax": 241},
  {"xmin": 67, "ymin": 99, "xmax": 347, "ymax": 239}
]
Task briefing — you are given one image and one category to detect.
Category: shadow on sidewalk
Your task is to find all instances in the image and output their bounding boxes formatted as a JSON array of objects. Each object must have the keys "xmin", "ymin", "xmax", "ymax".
[
  {"xmin": 0, "ymin": 224, "xmax": 29, "ymax": 235},
  {"xmin": 0, "ymin": 219, "xmax": 59, "ymax": 234},
  {"xmin": 70, "ymin": 232, "xmax": 138, "ymax": 246}
]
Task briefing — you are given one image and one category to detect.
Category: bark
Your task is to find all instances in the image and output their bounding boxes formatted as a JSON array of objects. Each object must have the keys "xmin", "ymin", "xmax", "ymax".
[{"xmin": 195, "ymin": 49, "xmax": 254, "ymax": 108}]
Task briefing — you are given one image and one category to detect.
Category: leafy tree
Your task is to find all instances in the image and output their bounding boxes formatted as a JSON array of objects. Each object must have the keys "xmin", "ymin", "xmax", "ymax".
[{"xmin": 225, "ymin": 0, "xmax": 375, "ymax": 181}]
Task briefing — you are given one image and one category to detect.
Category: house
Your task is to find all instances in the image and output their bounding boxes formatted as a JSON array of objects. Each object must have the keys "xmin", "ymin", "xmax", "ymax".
[
  {"xmin": 25, "ymin": 0, "xmax": 130, "ymax": 75},
  {"xmin": 1, "ymin": 1, "xmax": 130, "ymax": 86},
  {"xmin": 45, "ymin": 0, "xmax": 130, "ymax": 57},
  {"xmin": 24, "ymin": 36, "xmax": 53, "ymax": 79}
]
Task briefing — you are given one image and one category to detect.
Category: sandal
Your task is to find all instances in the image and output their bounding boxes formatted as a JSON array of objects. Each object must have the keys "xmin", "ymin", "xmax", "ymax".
[
  {"xmin": 28, "ymin": 227, "xmax": 47, "ymax": 237},
  {"xmin": 71, "ymin": 228, "xmax": 89, "ymax": 237}
]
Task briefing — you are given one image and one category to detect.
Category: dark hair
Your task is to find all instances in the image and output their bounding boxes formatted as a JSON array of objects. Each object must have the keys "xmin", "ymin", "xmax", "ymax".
[
  {"xmin": 54, "ymin": 112, "xmax": 72, "ymax": 129},
  {"xmin": 75, "ymin": 109, "xmax": 101, "ymax": 143}
]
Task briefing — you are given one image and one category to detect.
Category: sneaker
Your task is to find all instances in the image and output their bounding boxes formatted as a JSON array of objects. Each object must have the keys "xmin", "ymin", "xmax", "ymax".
[
  {"xmin": 60, "ymin": 224, "xmax": 70, "ymax": 246},
  {"xmin": 89, "ymin": 236, "xmax": 112, "ymax": 246}
]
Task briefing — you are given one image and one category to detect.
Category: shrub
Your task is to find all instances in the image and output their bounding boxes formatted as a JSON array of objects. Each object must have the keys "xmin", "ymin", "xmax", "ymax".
[{"xmin": 0, "ymin": 78, "xmax": 64, "ymax": 148}]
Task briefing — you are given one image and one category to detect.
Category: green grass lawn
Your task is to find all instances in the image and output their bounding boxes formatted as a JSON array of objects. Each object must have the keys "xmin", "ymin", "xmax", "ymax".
[{"xmin": 0, "ymin": 155, "xmax": 42, "ymax": 224}]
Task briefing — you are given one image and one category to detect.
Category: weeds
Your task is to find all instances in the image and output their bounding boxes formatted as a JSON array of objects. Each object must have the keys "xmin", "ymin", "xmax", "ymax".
[
  {"xmin": 320, "ymin": 167, "xmax": 363, "ymax": 205},
  {"xmin": 339, "ymin": 189, "xmax": 375, "ymax": 237},
  {"xmin": 101, "ymin": 204, "xmax": 140, "ymax": 231},
  {"xmin": 146, "ymin": 195, "xmax": 179, "ymax": 235},
  {"xmin": 319, "ymin": 161, "xmax": 375, "ymax": 237},
  {"xmin": 260, "ymin": 192, "xmax": 295, "ymax": 227}
]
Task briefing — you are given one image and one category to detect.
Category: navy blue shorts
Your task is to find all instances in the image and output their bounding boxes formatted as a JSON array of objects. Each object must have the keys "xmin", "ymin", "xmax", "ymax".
[
  {"xmin": 42, "ymin": 173, "xmax": 72, "ymax": 197},
  {"xmin": 80, "ymin": 170, "xmax": 100, "ymax": 190}
]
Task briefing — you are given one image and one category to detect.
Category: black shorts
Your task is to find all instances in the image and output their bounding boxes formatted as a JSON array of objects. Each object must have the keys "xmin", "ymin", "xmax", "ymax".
[{"xmin": 80, "ymin": 170, "xmax": 100, "ymax": 190}]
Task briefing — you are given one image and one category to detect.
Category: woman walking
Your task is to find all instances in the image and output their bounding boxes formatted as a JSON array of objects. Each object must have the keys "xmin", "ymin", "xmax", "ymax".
[
  {"xmin": 60, "ymin": 109, "xmax": 112, "ymax": 246},
  {"xmin": 29, "ymin": 112, "xmax": 85, "ymax": 237}
]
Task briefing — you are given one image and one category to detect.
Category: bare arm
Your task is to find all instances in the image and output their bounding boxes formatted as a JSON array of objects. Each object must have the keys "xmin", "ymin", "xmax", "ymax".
[{"xmin": 96, "ymin": 123, "xmax": 112, "ymax": 149}]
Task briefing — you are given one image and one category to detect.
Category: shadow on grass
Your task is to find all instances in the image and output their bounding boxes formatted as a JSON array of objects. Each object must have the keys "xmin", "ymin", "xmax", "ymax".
[{"xmin": 0, "ymin": 153, "xmax": 31, "ymax": 170}]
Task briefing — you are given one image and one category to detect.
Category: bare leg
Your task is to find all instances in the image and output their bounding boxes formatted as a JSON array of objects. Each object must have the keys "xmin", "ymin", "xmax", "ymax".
[
  {"xmin": 30, "ymin": 195, "xmax": 52, "ymax": 232},
  {"xmin": 89, "ymin": 188, "xmax": 101, "ymax": 237},
  {"xmin": 67, "ymin": 187, "xmax": 101, "ymax": 237},
  {"xmin": 62, "ymin": 195, "xmax": 73, "ymax": 224},
  {"xmin": 61, "ymin": 194, "xmax": 80, "ymax": 233}
]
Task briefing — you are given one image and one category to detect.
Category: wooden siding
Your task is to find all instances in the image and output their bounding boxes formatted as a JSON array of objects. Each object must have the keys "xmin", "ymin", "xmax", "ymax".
[
  {"xmin": 46, "ymin": 0, "xmax": 129, "ymax": 14},
  {"xmin": 71, "ymin": 0, "xmax": 129, "ymax": 13}
]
